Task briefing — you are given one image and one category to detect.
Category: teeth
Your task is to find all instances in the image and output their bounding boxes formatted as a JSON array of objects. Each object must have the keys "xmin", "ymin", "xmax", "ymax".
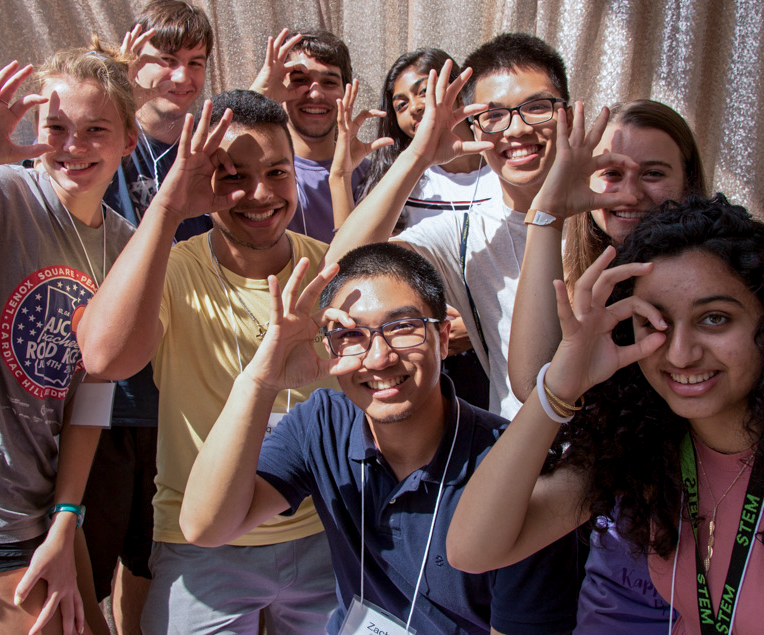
[
  {"xmin": 301, "ymin": 107, "xmax": 328, "ymax": 114},
  {"xmin": 241, "ymin": 209, "xmax": 276, "ymax": 221},
  {"xmin": 367, "ymin": 377, "xmax": 405, "ymax": 390},
  {"xmin": 669, "ymin": 371, "xmax": 716, "ymax": 384},
  {"xmin": 613, "ymin": 210, "xmax": 645, "ymax": 219},
  {"xmin": 63, "ymin": 162, "xmax": 93, "ymax": 171},
  {"xmin": 504, "ymin": 145, "xmax": 539, "ymax": 159}
]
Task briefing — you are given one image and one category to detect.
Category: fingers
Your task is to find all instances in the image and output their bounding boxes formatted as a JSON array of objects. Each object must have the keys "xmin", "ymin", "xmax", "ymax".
[
  {"xmin": 369, "ymin": 136, "xmax": 394, "ymax": 152},
  {"xmin": 177, "ymin": 112, "xmax": 195, "ymax": 157},
  {"xmin": 583, "ymin": 105, "xmax": 610, "ymax": 149},
  {"xmin": 567, "ymin": 101, "xmax": 585, "ymax": 147},
  {"xmin": 605, "ymin": 295, "xmax": 665, "ymax": 330},
  {"xmin": 553, "ymin": 278, "xmax": 577, "ymax": 335},
  {"xmin": 0, "ymin": 63, "xmax": 34, "ymax": 103},
  {"xmin": 572, "ymin": 245, "xmax": 617, "ymax": 313},
  {"xmin": 273, "ymin": 28, "xmax": 302, "ymax": 61},
  {"xmin": 444, "ymin": 64, "xmax": 472, "ymax": 106},
  {"xmin": 591, "ymin": 150, "xmax": 640, "ymax": 172},
  {"xmin": 28, "ymin": 590, "xmax": 59, "ymax": 635},
  {"xmin": 617, "ymin": 331, "xmax": 666, "ymax": 368},
  {"xmin": 293, "ymin": 261, "xmax": 339, "ymax": 315},
  {"xmin": 589, "ymin": 260, "xmax": 653, "ymax": 308},
  {"xmin": 73, "ymin": 590, "xmax": 85, "ymax": 635},
  {"xmin": 212, "ymin": 147, "xmax": 236, "ymax": 176},
  {"xmin": 191, "ymin": 100, "xmax": 212, "ymax": 153},
  {"xmin": 0, "ymin": 60, "xmax": 21, "ymax": 88},
  {"xmin": 280, "ymin": 257, "xmax": 312, "ymax": 316},
  {"xmin": 459, "ymin": 140, "xmax": 495, "ymax": 155},
  {"xmin": 122, "ymin": 25, "xmax": 156, "ymax": 56},
  {"xmin": 204, "ymin": 107, "xmax": 232, "ymax": 153}
]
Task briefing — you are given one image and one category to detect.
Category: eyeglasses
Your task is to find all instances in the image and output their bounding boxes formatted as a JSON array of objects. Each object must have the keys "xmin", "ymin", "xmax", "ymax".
[
  {"xmin": 322, "ymin": 317, "xmax": 441, "ymax": 357},
  {"xmin": 471, "ymin": 98, "xmax": 567, "ymax": 133}
]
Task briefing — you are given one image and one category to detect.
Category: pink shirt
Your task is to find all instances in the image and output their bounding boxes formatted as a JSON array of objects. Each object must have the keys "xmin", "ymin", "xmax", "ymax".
[{"xmin": 650, "ymin": 441, "xmax": 763, "ymax": 634}]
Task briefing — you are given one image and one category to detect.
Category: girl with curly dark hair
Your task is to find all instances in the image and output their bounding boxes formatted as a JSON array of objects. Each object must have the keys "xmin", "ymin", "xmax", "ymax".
[{"xmin": 449, "ymin": 195, "xmax": 764, "ymax": 634}]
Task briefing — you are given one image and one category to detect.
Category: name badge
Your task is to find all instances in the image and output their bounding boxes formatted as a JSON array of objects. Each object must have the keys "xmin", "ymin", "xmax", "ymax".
[
  {"xmin": 265, "ymin": 412, "xmax": 286, "ymax": 436},
  {"xmin": 339, "ymin": 596, "xmax": 416, "ymax": 635},
  {"xmin": 69, "ymin": 382, "xmax": 115, "ymax": 428}
]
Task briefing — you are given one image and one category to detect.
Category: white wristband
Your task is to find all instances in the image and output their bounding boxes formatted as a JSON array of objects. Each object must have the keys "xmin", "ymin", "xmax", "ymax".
[{"xmin": 536, "ymin": 362, "xmax": 574, "ymax": 424}]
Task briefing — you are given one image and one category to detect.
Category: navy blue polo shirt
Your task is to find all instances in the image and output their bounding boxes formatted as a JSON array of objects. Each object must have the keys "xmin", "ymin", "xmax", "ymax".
[{"xmin": 257, "ymin": 378, "xmax": 578, "ymax": 634}]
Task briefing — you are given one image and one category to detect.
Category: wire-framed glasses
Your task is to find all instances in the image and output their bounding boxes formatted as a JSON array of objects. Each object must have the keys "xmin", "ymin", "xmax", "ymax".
[{"xmin": 471, "ymin": 98, "xmax": 567, "ymax": 133}]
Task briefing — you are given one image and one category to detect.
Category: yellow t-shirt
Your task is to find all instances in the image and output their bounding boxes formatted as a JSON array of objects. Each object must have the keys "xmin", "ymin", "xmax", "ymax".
[{"xmin": 153, "ymin": 231, "xmax": 335, "ymax": 545}]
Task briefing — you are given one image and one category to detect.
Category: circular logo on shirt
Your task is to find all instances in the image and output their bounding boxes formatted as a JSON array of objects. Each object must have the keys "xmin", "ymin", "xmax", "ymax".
[{"xmin": 1, "ymin": 267, "xmax": 96, "ymax": 400}]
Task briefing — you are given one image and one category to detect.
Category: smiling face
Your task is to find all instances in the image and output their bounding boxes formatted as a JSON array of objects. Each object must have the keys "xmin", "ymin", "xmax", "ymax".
[
  {"xmin": 284, "ymin": 52, "xmax": 345, "ymax": 140},
  {"xmin": 391, "ymin": 66, "xmax": 429, "ymax": 139},
  {"xmin": 591, "ymin": 124, "xmax": 685, "ymax": 245},
  {"xmin": 134, "ymin": 41, "xmax": 207, "ymax": 121},
  {"xmin": 38, "ymin": 76, "xmax": 136, "ymax": 206},
  {"xmin": 471, "ymin": 68, "xmax": 564, "ymax": 209},
  {"xmin": 211, "ymin": 123, "xmax": 297, "ymax": 252},
  {"xmin": 327, "ymin": 275, "xmax": 449, "ymax": 425},
  {"xmin": 633, "ymin": 250, "xmax": 763, "ymax": 436}
]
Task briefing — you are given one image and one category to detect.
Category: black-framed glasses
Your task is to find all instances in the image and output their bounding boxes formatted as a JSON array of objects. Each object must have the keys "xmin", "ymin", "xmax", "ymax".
[
  {"xmin": 471, "ymin": 98, "xmax": 567, "ymax": 133},
  {"xmin": 322, "ymin": 317, "xmax": 441, "ymax": 357}
]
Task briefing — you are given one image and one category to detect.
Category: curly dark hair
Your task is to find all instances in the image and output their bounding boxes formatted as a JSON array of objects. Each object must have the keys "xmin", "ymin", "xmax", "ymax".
[{"xmin": 558, "ymin": 194, "xmax": 764, "ymax": 558}]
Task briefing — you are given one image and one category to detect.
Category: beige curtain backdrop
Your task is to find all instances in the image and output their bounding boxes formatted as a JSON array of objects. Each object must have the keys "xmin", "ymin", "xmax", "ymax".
[{"xmin": 2, "ymin": 0, "xmax": 761, "ymax": 215}]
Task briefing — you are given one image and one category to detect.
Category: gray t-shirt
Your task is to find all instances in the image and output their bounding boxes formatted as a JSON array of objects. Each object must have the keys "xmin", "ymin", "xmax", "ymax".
[
  {"xmin": 396, "ymin": 199, "xmax": 527, "ymax": 419},
  {"xmin": 0, "ymin": 165, "xmax": 134, "ymax": 542}
]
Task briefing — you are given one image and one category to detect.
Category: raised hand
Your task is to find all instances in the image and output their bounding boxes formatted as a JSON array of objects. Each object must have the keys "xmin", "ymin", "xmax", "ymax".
[
  {"xmin": 151, "ymin": 100, "xmax": 244, "ymax": 222},
  {"xmin": 530, "ymin": 102, "xmax": 640, "ymax": 219},
  {"xmin": 120, "ymin": 25, "xmax": 173, "ymax": 109},
  {"xmin": 545, "ymin": 246, "xmax": 667, "ymax": 402},
  {"xmin": 332, "ymin": 78, "xmax": 393, "ymax": 177},
  {"xmin": 406, "ymin": 59, "xmax": 493, "ymax": 168},
  {"xmin": 249, "ymin": 28, "xmax": 308, "ymax": 103},
  {"xmin": 14, "ymin": 521, "xmax": 83, "ymax": 635},
  {"xmin": 241, "ymin": 258, "xmax": 362, "ymax": 393},
  {"xmin": 0, "ymin": 61, "xmax": 53, "ymax": 165}
]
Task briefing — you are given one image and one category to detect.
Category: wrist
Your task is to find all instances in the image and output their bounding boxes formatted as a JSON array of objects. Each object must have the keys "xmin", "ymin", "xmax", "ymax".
[{"xmin": 524, "ymin": 208, "xmax": 565, "ymax": 231}]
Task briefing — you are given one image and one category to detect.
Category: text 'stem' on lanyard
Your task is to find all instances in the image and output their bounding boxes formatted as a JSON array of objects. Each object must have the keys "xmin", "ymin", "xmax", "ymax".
[{"xmin": 679, "ymin": 433, "xmax": 764, "ymax": 634}]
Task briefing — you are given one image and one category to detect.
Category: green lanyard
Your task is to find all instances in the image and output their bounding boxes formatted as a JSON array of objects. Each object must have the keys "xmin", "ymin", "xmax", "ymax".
[{"xmin": 679, "ymin": 433, "xmax": 763, "ymax": 634}]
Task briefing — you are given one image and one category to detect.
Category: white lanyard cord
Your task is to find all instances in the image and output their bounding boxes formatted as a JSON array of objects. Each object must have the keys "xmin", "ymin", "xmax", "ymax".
[
  {"xmin": 447, "ymin": 156, "xmax": 483, "ymax": 215},
  {"xmin": 208, "ymin": 232, "xmax": 244, "ymax": 373},
  {"xmin": 62, "ymin": 203, "xmax": 106, "ymax": 288},
  {"xmin": 359, "ymin": 399, "xmax": 461, "ymax": 632}
]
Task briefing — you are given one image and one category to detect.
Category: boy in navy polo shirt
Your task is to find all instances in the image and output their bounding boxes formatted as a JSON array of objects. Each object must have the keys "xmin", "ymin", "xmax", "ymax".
[{"xmin": 181, "ymin": 243, "xmax": 577, "ymax": 634}]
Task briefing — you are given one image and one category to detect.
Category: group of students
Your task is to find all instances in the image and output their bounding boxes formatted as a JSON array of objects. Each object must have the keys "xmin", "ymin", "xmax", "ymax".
[{"xmin": 1, "ymin": 1, "xmax": 762, "ymax": 634}]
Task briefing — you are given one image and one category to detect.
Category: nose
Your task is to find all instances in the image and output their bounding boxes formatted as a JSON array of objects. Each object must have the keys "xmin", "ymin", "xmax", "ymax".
[
  {"xmin": 503, "ymin": 110, "xmax": 534, "ymax": 137},
  {"xmin": 64, "ymin": 131, "xmax": 88, "ymax": 155},
  {"xmin": 250, "ymin": 179, "xmax": 273, "ymax": 201},
  {"xmin": 170, "ymin": 64, "xmax": 188, "ymax": 84},
  {"xmin": 411, "ymin": 94, "xmax": 426, "ymax": 116},
  {"xmin": 362, "ymin": 332, "xmax": 398, "ymax": 369},
  {"xmin": 617, "ymin": 170, "xmax": 645, "ymax": 202},
  {"xmin": 307, "ymin": 81, "xmax": 324, "ymax": 99},
  {"xmin": 664, "ymin": 325, "xmax": 703, "ymax": 369}
]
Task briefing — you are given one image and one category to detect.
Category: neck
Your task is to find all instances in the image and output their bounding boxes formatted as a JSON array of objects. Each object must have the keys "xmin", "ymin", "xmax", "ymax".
[
  {"xmin": 501, "ymin": 182, "xmax": 538, "ymax": 213},
  {"xmin": 209, "ymin": 227, "xmax": 292, "ymax": 279},
  {"xmin": 368, "ymin": 393, "xmax": 448, "ymax": 482},
  {"xmin": 289, "ymin": 125, "xmax": 336, "ymax": 162},
  {"xmin": 690, "ymin": 416, "xmax": 758, "ymax": 455},
  {"xmin": 137, "ymin": 106, "xmax": 184, "ymax": 145},
  {"xmin": 50, "ymin": 181, "xmax": 104, "ymax": 228},
  {"xmin": 440, "ymin": 121, "xmax": 483, "ymax": 174}
]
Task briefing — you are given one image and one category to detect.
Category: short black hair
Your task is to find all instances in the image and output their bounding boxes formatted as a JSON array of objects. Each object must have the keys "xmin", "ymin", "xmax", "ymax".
[
  {"xmin": 195, "ymin": 89, "xmax": 294, "ymax": 155},
  {"xmin": 320, "ymin": 243, "xmax": 447, "ymax": 321},
  {"xmin": 289, "ymin": 29, "xmax": 352, "ymax": 87},
  {"xmin": 462, "ymin": 33, "xmax": 569, "ymax": 104}
]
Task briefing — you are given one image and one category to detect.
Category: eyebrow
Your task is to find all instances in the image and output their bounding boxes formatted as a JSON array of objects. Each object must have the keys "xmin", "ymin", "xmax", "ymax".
[
  {"xmin": 290, "ymin": 69, "xmax": 342, "ymax": 81},
  {"xmin": 639, "ymin": 160, "xmax": 676, "ymax": 170},
  {"xmin": 486, "ymin": 91, "xmax": 557, "ymax": 108},
  {"xmin": 346, "ymin": 305, "xmax": 428, "ymax": 326},
  {"xmin": 44, "ymin": 115, "xmax": 111, "ymax": 124},
  {"xmin": 650, "ymin": 295, "xmax": 746, "ymax": 312},
  {"xmin": 392, "ymin": 77, "xmax": 427, "ymax": 102}
]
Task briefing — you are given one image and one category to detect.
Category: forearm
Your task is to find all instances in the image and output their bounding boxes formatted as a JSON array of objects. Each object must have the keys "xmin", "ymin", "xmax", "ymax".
[
  {"xmin": 329, "ymin": 170, "xmax": 355, "ymax": 229},
  {"xmin": 78, "ymin": 200, "xmax": 180, "ymax": 379},
  {"xmin": 508, "ymin": 223, "xmax": 565, "ymax": 402},
  {"xmin": 180, "ymin": 373, "xmax": 282, "ymax": 546},
  {"xmin": 325, "ymin": 148, "xmax": 427, "ymax": 263},
  {"xmin": 447, "ymin": 388, "xmax": 584, "ymax": 572}
]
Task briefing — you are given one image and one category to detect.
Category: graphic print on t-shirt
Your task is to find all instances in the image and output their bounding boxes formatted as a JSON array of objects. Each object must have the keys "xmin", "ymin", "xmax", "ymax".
[{"xmin": 1, "ymin": 267, "xmax": 96, "ymax": 400}]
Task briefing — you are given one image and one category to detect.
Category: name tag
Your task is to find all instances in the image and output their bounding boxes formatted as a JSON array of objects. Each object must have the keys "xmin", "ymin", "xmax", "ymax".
[
  {"xmin": 69, "ymin": 382, "xmax": 115, "ymax": 428},
  {"xmin": 265, "ymin": 412, "xmax": 286, "ymax": 436},
  {"xmin": 339, "ymin": 596, "xmax": 416, "ymax": 635}
]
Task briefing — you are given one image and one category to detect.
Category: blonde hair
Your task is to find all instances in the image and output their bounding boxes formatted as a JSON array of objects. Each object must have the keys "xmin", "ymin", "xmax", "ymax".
[{"xmin": 34, "ymin": 36, "xmax": 137, "ymax": 138}]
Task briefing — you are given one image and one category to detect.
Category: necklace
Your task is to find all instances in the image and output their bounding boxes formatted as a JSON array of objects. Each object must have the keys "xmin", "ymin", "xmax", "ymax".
[
  {"xmin": 696, "ymin": 449, "xmax": 753, "ymax": 573},
  {"xmin": 206, "ymin": 231, "xmax": 295, "ymax": 340}
]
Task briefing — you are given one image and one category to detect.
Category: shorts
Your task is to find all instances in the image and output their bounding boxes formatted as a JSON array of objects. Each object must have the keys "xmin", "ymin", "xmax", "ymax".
[
  {"xmin": 82, "ymin": 426, "xmax": 157, "ymax": 600},
  {"xmin": 0, "ymin": 534, "xmax": 46, "ymax": 572}
]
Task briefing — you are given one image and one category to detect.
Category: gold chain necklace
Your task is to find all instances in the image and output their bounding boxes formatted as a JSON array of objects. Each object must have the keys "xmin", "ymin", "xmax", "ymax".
[{"xmin": 696, "ymin": 450, "xmax": 753, "ymax": 573}]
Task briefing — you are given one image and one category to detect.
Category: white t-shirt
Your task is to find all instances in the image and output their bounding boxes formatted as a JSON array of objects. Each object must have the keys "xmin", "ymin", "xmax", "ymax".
[
  {"xmin": 396, "ymin": 199, "xmax": 526, "ymax": 419},
  {"xmin": 401, "ymin": 163, "xmax": 503, "ymax": 229}
]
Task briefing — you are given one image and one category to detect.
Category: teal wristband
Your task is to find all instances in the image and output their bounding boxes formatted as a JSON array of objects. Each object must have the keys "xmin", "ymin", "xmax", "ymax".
[{"xmin": 49, "ymin": 504, "xmax": 86, "ymax": 528}]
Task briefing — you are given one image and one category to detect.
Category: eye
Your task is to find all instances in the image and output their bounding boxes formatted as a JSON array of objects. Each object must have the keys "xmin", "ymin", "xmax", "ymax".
[
  {"xmin": 87, "ymin": 126, "xmax": 107, "ymax": 133},
  {"xmin": 643, "ymin": 169, "xmax": 667, "ymax": 179},
  {"xmin": 335, "ymin": 328, "xmax": 366, "ymax": 342},
  {"xmin": 523, "ymin": 101, "xmax": 550, "ymax": 114},
  {"xmin": 190, "ymin": 61, "xmax": 206, "ymax": 69},
  {"xmin": 598, "ymin": 169, "xmax": 623, "ymax": 181},
  {"xmin": 220, "ymin": 172, "xmax": 243, "ymax": 180},
  {"xmin": 387, "ymin": 319, "xmax": 420, "ymax": 333},
  {"xmin": 44, "ymin": 125, "xmax": 65, "ymax": 133},
  {"xmin": 268, "ymin": 169, "xmax": 288, "ymax": 178},
  {"xmin": 701, "ymin": 313, "xmax": 728, "ymax": 327},
  {"xmin": 393, "ymin": 100, "xmax": 407, "ymax": 113}
]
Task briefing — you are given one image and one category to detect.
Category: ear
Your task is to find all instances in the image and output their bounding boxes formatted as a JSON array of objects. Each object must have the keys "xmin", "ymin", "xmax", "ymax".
[
  {"xmin": 123, "ymin": 129, "xmax": 139, "ymax": 157},
  {"xmin": 438, "ymin": 319, "xmax": 451, "ymax": 360}
]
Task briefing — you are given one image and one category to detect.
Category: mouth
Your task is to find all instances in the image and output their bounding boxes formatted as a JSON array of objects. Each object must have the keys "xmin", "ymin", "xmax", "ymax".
[
  {"xmin": 501, "ymin": 144, "xmax": 542, "ymax": 165},
  {"xmin": 234, "ymin": 204, "xmax": 283, "ymax": 224},
  {"xmin": 364, "ymin": 376, "xmax": 407, "ymax": 391},
  {"xmin": 668, "ymin": 371, "xmax": 718, "ymax": 385},
  {"xmin": 612, "ymin": 209, "xmax": 646, "ymax": 220},
  {"xmin": 299, "ymin": 106, "xmax": 330, "ymax": 116},
  {"xmin": 58, "ymin": 161, "xmax": 97, "ymax": 172}
]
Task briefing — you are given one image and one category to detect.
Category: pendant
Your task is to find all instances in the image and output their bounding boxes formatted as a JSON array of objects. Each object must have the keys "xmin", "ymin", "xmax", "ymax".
[{"xmin": 704, "ymin": 519, "xmax": 716, "ymax": 573}]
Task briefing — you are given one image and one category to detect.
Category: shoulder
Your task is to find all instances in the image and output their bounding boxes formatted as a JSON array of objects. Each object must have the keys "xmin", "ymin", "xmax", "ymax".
[
  {"xmin": 288, "ymin": 231, "xmax": 328, "ymax": 263},
  {"xmin": 103, "ymin": 205, "xmax": 136, "ymax": 246}
]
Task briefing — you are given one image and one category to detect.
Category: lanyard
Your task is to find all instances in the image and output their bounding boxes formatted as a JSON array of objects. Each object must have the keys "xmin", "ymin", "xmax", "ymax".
[
  {"xmin": 679, "ymin": 433, "xmax": 764, "ymax": 634},
  {"xmin": 359, "ymin": 399, "xmax": 460, "ymax": 632},
  {"xmin": 459, "ymin": 213, "xmax": 489, "ymax": 357}
]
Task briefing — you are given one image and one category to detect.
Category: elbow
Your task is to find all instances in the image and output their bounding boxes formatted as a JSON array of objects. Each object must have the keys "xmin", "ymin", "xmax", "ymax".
[
  {"xmin": 445, "ymin": 532, "xmax": 491, "ymax": 575},
  {"xmin": 179, "ymin": 507, "xmax": 226, "ymax": 548}
]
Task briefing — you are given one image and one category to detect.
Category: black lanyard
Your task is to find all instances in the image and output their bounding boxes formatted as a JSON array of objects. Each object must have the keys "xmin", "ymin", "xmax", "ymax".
[{"xmin": 679, "ymin": 433, "xmax": 764, "ymax": 634}]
